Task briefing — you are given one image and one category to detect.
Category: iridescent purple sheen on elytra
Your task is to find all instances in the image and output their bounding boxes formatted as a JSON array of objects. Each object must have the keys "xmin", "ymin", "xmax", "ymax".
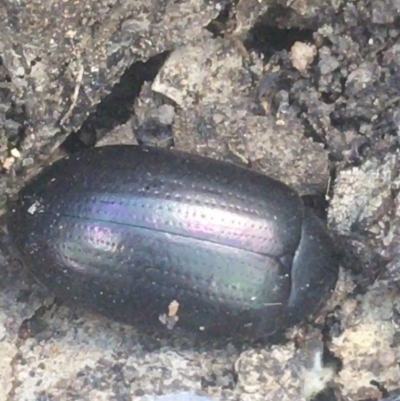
[{"xmin": 7, "ymin": 145, "xmax": 339, "ymax": 341}]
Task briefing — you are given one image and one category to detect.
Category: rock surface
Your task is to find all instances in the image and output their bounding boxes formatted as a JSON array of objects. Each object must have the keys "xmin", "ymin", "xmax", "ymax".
[
  {"xmin": 1, "ymin": 0, "xmax": 400, "ymax": 400},
  {"xmin": 0, "ymin": 0, "xmax": 231, "ymax": 205}
]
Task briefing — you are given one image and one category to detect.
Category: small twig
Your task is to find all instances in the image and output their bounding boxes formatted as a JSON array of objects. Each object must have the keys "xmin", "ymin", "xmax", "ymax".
[
  {"xmin": 227, "ymin": 141, "xmax": 250, "ymax": 166},
  {"xmin": 60, "ymin": 63, "xmax": 84, "ymax": 126}
]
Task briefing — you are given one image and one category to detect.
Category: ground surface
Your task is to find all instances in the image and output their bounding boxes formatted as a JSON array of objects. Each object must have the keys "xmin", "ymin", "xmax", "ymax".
[{"xmin": 1, "ymin": 0, "xmax": 400, "ymax": 400}]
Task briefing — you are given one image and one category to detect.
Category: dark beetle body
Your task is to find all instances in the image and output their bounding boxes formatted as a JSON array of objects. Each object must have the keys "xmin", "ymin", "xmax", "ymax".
[{"xmin": 7, "ymin": 145, "xmax": 339, "ymax": 340}]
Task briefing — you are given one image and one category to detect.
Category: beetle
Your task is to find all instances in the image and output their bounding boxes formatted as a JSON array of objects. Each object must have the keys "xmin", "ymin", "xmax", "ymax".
[{"xmin": 6, "ymin": 145, "xmax": 339, "ymax": 341}]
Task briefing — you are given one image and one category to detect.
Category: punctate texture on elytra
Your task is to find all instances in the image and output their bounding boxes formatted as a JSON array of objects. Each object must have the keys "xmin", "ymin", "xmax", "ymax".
[{"xmin": 7, "ymin": 145, "xmax": 339, "ymax": 341}]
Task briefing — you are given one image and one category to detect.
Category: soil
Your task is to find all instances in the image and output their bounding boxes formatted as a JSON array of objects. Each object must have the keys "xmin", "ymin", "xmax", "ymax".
[{"xmin": 1, "ymin": 0, "xmax": 400, "ymax": 400}]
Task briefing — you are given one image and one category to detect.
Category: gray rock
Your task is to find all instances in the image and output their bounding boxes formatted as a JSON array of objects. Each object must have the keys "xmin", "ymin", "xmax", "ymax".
[
  {"xmin": 152, "ymin": 35, "xmax": 330, "ymax": 194},
  {"xmin": 0, "ymin": 0, "xmax": 229, "ymax": 207},
  {"xmin": 3, "ymin": 0, "xmax": 400, "ymax": 400}
]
